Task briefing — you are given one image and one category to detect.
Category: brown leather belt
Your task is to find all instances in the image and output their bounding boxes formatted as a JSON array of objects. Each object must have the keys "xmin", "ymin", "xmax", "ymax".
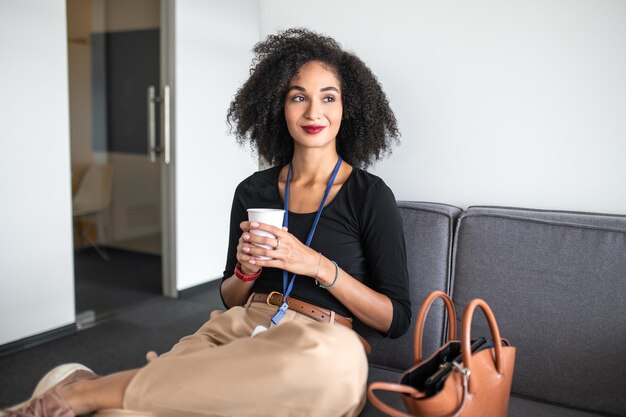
[
  {"xmin": 251, "ymin": 292, "xmax": 353, "ymax": 328},
  {"xmin": 250, "ymin": 292, "xmax": 371, "ymax": 355}
]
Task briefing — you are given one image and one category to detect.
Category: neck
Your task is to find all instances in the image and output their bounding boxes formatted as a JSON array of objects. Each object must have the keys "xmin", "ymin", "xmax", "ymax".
[{"xmin": 289, "ymin": 148, "xmax": 340, "ymax": 182}]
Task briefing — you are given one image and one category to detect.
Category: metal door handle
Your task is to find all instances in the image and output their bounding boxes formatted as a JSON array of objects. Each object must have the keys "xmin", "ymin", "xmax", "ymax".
[
  {"xmin": 147, "ymin": 85, "xmax": 170, "ymax": 164},
  {"xmin": 147, "ymin": 85, "xmax": 158, "ymax": 162},
  {"xmin": 162, "ymin": 85, "xmax": 170, "ymax": 165}
]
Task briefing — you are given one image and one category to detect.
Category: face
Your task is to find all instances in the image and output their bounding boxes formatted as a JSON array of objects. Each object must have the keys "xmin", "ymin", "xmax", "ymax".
[{"xmin": 284, "ymin": 61, "xmax": 343, "ymax": 152}]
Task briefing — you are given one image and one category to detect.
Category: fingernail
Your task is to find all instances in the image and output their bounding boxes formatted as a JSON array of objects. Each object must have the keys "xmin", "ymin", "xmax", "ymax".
[
  {"xmin": 243, "ymin": 234, "xmax": 250, "ymax": 240},
  {"xmin": 243, "ymin": 246, "xmax": 250, "ymax": 253},
  {"xmin": 251, "ymin": 222, "xmax": 259, "ymax": 227},
  {"xmin": 249, "ymin": 259, "xmax": 256, "ymax": 265}
]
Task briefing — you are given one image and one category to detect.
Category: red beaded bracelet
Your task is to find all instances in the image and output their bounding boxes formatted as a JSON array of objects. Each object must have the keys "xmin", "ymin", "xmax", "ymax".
[{"xmin": 235, "ymin": 262, "xmax": 262, "ymax": 282}]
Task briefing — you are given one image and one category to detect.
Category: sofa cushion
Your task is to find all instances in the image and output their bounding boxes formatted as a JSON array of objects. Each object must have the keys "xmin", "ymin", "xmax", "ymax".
[
  {"xmin": 356, "ymin": 202, "xmax": 462, "ymax": 371},
  {"xmin": 451, "ymin": 206, "xmax": 626, "ymax": 416},
  {"xmin": 508, "ymin": 395, "xmax": 610, "ymax": 417},
  {"xmin": 361, "ymin": 384, "xmax": 610, "ymax": 417}
]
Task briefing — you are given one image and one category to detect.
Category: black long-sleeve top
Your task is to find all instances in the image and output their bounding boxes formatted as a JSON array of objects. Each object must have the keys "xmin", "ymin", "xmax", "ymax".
[{"xmin": 222, "ymin": 166, "xmax": 411, "ymax": 338}]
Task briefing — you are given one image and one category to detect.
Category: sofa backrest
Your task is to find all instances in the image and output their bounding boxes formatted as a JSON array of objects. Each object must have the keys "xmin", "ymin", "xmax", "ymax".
[
  {"xmin": 357, "ymin": 201, "xmax": 462, "ymax": 371},
  {"xmin": 451, "ymin": 206, "xmax": 626, "ymax": 415}
]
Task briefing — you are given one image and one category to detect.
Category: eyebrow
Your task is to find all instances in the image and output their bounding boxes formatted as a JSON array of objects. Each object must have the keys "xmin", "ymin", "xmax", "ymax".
[{"xmin": 287, "ymin": 85, "xmax": 340, "ymax": 93}]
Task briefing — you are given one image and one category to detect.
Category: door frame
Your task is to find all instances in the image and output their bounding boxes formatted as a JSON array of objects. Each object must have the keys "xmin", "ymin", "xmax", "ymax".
[{"xmin": 160, "ymin": 0, "xmax": 177, "ymax": 297}]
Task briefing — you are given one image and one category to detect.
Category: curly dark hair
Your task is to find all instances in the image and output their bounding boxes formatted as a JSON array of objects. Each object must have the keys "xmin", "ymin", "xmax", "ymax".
[{"xmin": 227, "ymin": 28, "xmax": 400, "ymax": 168}]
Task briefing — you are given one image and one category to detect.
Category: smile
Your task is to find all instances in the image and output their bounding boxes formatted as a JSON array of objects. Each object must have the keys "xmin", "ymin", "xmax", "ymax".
[{"xmin": 302, "ymin": 125, "xmax": 326, "ymax": 134}]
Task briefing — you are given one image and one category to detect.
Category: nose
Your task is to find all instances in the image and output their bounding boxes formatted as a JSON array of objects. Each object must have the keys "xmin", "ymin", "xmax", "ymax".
[{"xmin": 304, "ymin": 99, "xmax": 321, "ymax": 120}]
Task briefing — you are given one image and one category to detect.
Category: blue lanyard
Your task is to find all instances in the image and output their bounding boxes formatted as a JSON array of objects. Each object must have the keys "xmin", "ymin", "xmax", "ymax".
[{"xmin": 270, "ymin": 156, "xmax": 343, "ymax": 326}]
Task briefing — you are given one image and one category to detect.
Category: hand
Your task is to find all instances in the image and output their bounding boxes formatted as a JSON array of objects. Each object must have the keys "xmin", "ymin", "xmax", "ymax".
[
  {"xmin": 236, "ymin": 221, "xmax": 263, "ymax": 275},
  {"xmin": 239, "ymin": 221, "xmax": 319, "ymax": 278}
]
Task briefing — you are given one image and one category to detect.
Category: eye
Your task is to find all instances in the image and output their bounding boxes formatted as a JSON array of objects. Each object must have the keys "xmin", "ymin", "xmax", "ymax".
[
  {"xmin": 290, "ymin": 95, "xmax": 306, "ymax": 103},
  {"xmin": 322, "ymin": 96, "xmax": 337, "ymax": 103}
]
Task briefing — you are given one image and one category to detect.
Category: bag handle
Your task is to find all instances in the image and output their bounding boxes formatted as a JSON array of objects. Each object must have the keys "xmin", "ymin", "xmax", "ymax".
[
  {"xmin": 414, "ymin": 290, "xmax": 457, "ymax": 363},
  {"xmin": 367, "ymin": 382, "xmax": 425, "ymax": 417},
  {"xmin": 461, "ymin": 298, "xmax": 504, "ymax": 393}
]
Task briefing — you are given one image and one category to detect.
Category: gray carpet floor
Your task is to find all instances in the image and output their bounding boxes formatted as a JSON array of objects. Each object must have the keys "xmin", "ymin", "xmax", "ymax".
[{"xmin": 0, "ymin": 283, "xmax": 223, "ymax": 408}]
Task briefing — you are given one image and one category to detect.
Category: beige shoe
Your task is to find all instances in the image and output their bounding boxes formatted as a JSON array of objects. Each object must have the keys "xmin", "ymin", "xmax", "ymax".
[
  {"xmin": 31, "ymin": 364, "xmax": 95, "ymax": 399},
  {"xmin": 1, "ymin": 366, "xmax": 96, "ymax": 416},
  {"xmin": 3, "ymin": 363, "xmax": 95, "ymax": 414}
]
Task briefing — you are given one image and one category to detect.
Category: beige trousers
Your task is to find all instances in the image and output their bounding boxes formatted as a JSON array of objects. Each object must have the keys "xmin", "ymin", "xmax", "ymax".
[{"xmin": 123, "ymin": 298, "xmax": 368, "ymax": 417}]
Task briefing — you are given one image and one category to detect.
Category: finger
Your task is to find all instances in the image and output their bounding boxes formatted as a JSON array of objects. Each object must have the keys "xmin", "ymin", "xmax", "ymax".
[
  {"xmin": 237, "ymin": 239, "xmax": 252, "ymax": 252},
  {"xmin": 239, "ymin": 221, "xmax": 254, "ymax": 232},
  {"xmin": 238, "ymin": 251, "xmax": 261, "ymax": 264},
  {"xmin": 259, "ymin": 235, "xmax": 280, "ymax": 249},
  {"xmin": 246, "ymin": 243, "xmax": 278, "ymax": 260},
  {"xmin": 237, "ymin": 241, "xmax": 260, "ymax": 261},
  {"xmin": 243, "ymin": 232, "xmax": 281, "ymax": 250},
  {"xmin": 241, "ymin": 233, "xmax": 260, "ymax": 246},
  {"xmin": 246, "ymin": 256, "xmax": 281, "ymax": 269},
  {"xmin": 249, "ymin": 222, "xmax": 284, "ymax": 236}
]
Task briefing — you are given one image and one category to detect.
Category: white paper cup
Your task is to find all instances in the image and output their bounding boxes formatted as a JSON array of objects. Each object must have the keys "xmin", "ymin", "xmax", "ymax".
[{"xmin": 247, "ymin": 208, "xmax": 285, "ymax": 260}]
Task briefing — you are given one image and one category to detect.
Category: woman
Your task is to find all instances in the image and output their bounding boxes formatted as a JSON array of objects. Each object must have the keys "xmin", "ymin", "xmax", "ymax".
[{"xmin": 4, "ymin": 28, "xmax": 410, "ymax": 417}]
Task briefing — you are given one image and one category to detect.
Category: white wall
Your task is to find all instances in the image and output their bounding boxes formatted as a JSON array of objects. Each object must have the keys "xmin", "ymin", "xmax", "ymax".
[
  {"xmin": 174, "ymin": 0, "xmax": 260, "ymax": 289},
  {"xmin": 0, "ymin": 0, "xmax": 75, "ymax": 344},
  {"xmin": 260, "ymin": 0, "xmax": 626, "ymax": 214}
]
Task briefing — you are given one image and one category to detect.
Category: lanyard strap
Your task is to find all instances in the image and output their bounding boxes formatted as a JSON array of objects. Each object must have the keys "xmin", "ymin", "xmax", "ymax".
[{"xmin": 270, "ymin": 156, "xmax": 343, "ymax": 326}]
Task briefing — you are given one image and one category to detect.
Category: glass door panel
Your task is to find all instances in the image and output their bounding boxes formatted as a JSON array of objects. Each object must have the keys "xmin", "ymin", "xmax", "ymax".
[{"xmin": 67, "ymin": 0, "xmax": 165, "ymax": 320}]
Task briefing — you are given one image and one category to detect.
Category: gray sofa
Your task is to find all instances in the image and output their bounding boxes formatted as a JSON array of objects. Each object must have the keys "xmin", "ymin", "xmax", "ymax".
[{"xmin": 358, "ymin": 202, "xmax": 626, "ymax": 417}]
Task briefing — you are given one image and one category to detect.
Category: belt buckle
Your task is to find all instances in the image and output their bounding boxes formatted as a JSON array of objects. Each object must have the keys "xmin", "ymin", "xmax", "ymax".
[{"xmin": 266, "ymin": 291, "xmax": 283, "ymax": 307}]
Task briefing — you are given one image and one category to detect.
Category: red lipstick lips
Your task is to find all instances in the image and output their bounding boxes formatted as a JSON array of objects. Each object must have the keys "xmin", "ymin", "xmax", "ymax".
[{"xmin": 302, "ymin": 125, "xmax": 325, "ymax": 134}]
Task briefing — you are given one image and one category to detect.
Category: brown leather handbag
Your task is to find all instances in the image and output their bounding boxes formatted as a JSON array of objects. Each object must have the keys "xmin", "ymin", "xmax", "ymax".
[{"xmin": 368, "ymin": 291, "xmax": 516, "ymax": 417}]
